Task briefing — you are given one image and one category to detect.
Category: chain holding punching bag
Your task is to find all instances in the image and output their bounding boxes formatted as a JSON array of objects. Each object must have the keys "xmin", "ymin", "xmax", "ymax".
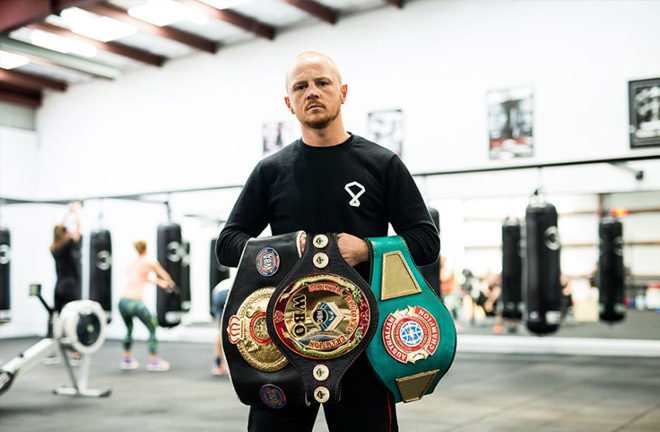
[
  {"xmin": 157, "ymin": 223, "xmax": 183, "ymax": 327},
  {"xmin": 180, "ymin": 241, "xmax": 191, "ymax": 312},
  {"xmin": 598, "ymin": 216, "xmax": 626, "ymax": 323},
  {"xmin": 524, "ymin": 196, "xmax": 562, "ymax": 335},
  {"xmin": 419, "ymin": 207, "xmax": 441, "ymax": 296},
  {"xmin": 0, "ymin": 227, "xmax": 11, "ymax": 324},
  {"xmin": 501, "ymin": 220, "xmax": 523, "ymax": 320},
  {"xmin": 210, "ymin": 238, "xmax": 230, "ymax": 317},
  {"xmin": 89, "ymin": 229, "xmax": 112, "ymax": 322}
]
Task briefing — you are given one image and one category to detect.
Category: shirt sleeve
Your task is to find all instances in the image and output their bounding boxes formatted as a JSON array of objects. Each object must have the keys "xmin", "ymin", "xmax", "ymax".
[
  {"xmin": 216, "ymin": 162, "xmax": 270, "ymax": 267},
  {"xmin": 384, "ymin": 155, "xmax": 440, "ymax": 266}
]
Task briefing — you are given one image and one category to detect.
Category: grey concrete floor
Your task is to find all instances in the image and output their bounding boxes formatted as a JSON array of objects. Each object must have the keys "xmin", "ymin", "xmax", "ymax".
[{"xmin": 1, "ymin": 337, "xmax": 658, "ymax": 432}]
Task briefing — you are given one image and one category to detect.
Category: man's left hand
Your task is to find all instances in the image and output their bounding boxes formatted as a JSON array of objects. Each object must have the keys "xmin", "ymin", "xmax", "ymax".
[{"xmin": 337, "ymin": 233, "xmax": 368, "ymax": 267}]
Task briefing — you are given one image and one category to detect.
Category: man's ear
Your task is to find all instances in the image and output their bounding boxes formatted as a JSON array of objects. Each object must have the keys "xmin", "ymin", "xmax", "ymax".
[
  {"xmin": 340, "ymin": 84, "xmax": 348, "ymax": 103},
  {"xmin": 284, "ymin": 96, "xmax": 294, "ymax": 114}
]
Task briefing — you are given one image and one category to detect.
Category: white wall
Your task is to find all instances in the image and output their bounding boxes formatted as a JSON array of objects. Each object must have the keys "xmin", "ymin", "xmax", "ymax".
[{"xmin": 2, "ymin": 0, "xmax": 660, "ymax": 338}]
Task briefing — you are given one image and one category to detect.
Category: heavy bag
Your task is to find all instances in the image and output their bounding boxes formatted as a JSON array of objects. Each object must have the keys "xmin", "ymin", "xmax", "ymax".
[
  {"xmin": 419, "ymin": 208, "xmax": 441, "ymax": 296},
  {"xmin": 156, "ymin": 223, "xmax": 183, "ymax": 327},
  {"xmin": 267, "ymin": 233, "xmax": 378, "ymax": 406},
  {"xmin": 365, "ymin": 236, "xmax": 456, "ymax": 404},
  {"xmin": 89, "ymin": 229, "xmax": 112, "ymax": 322},
  {"xmin": 180, "ymin": 241, "xmax": 191, "ymax": 312},
  {"xmin": 0, "ymin": 227, "xmax": 10, "ymax": 324},
  {"xmin": 598, "ymin": 216, "xmax": 626, "ymax": 323},
  {"xmin": 222, "ymin": 232, "xmax": 305, "ymax": 408},
  {"xmin": 501, "ymin": 220, "xmax": 523, "ymax": 320},
  {"xmin": 210, "ymin": 238, "xmax": 230, "ymax": 317},
  {"xmin": 524, "ymin": 200, "xmax": 561, "ymax": 335}
]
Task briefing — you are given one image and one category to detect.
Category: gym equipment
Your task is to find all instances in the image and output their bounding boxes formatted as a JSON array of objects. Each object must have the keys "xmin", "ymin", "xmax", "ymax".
[
  {"xmin": 524, "ymin": 193, "xmax": 562, "ymax": 335},
  {"xmin": 156, "ymin": 223, "xmax": 184, "ymax": 327},
  {"xmin": 419, "ymin": 207, "xmax": 441, "ymax": 296},
  {"xmin": 0, "ymin": 284, "xmax": 110, "ymax": 398},
  {"xmin": 598, "ymin": 215, "xmax": 626, "ymax": 323},
  {"xmin": 210, "ymin": 238, "xmax": 230, "ymax": 317},
  {"xmin": 180, "ymin": 241, "xmax": 191, "ymax": 312},
  {"xmin": 501, "ymin": 220, "xmax": 523, "ymax": 320},
  {"xmin": 89, "ymin": 229, "xmax": 112, "ymax": 322},
  {"xmin": 365, "ymin": 236, "xmax": 456, "ymax": 404},
  {"xmin": 0, "ymin": 226, "xmax": 10, "ymax": 324}
]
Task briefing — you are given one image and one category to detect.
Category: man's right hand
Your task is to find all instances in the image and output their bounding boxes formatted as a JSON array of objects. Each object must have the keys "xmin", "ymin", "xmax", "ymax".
[{"xmin": 299, "ymin": 232, "xmax": 307, "ymax": 254}]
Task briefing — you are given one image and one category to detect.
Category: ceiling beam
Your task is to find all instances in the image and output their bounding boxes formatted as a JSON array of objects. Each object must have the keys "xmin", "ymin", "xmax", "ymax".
[
  {"xmin": 0, "ymin": 0, "xmax": 99, "ymax": 33},
  {"xmin": 29, "ymin": 22, "xmax": 165, "ymax": 67},
  {"xmin": 0, "ymin": 35, "xmax": 121, "ymax": 80},
  {"xmin": 181, "ymin": 0, "xmax": 275, "ymax": 40},
  {"xmin": 0, "ymin": 69, "xmax": 68, "ymax": 92},
  {"xmin": 385, "ymin": 0, "xmax": 405, "ymax": 8},
  {"xmin": 0, "ymin": 83, "xmax": 42, "ymax": 107},
  {"xmin": 280, "ymin": 0, "xmax": 336, "ymax": 25},
  {"xmin": 81, "ymin": 2, "xmax": 218, "ymax": 54}
]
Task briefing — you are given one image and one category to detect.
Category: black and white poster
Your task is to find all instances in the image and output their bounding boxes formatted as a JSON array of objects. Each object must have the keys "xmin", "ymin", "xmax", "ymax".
[
  {"xmin": 367, "ymin": 109, "xmax": 403, "ymax": 157},
  {"xmin": 487, "ymin": 86, "xmax": 534, "ymax": 160},
  {"xmin": 262, "ymin": 121, "xmax": 296, "ymax": 157},
  {"xmin": 629, "ymin": 78, "xmax": 660, "ymax": 148}
]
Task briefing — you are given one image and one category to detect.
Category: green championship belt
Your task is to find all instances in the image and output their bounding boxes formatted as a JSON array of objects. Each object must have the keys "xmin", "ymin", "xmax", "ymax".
[{"xmin": 365, "ymin": 236, "xmax": 456, "ymax": 403}]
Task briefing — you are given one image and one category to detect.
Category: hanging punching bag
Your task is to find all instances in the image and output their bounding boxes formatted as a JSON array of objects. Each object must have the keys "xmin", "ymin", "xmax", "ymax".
[
  {"xmin": 89, "ymin": 229, "xmax": 112, "ymax": 322},
  {"xmin": 524, "ymin": 197, "xmax": 561, "ymax": 335},
  {"xmin": 157, "ymin": 223, "xmax": 183, "ymax": 327},
  {"xmin": 419, "ymin": 207, "xmax": 441, "ymax": 296},
  {"xmin": 501, "ymin": 220, "xmax": 523, "ymax": 320},
  {"xmin": 210, "ymin": 238, "xmax": 230, "ymax": 317},
  {"xmin": 0, "ymin": 226, "xmax": 11, "ymax": 324},
  {"xmin": 180, "ymin": 240, "xmax": 191, "ymax": 312},
  {"xmin": 598, "ymin": 216, "xmax": 626, "ymax": 323}
]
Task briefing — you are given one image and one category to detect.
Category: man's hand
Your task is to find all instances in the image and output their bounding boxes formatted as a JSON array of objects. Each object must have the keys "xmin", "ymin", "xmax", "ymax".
[
  {"xmin": 299, "ymin": 232, "xmax": 307, "ymax": 255},
  {"xmin": 337, "ymin": 233, "xmax": 368, "ymax": 267}
]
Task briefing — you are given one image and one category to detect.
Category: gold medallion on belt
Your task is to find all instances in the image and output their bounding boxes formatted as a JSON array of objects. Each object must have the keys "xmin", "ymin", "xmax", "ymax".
[{"xmin": 227, "ymin": 288, "xmax": 288, "ymax": 372}]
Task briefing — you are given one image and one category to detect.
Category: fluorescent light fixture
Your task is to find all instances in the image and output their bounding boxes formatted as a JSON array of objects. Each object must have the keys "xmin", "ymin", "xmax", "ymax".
[
  {"xmin": 61, "ymin": 7, "xmax": 137, "ymax": 42},
  {"xmin": 128, "ymin": 0, "xmax": 208, "ymax": 27},
  {"xmin": 30, "ymin": 29, "xmax": 98, "ymax": 58},
  {"xmin": 199, "ymin": 0, "xmax": 252, "ymax": 9},
  {"xmin": 0, "ymin": 50, "xmax": 30, "ymax": 69}
]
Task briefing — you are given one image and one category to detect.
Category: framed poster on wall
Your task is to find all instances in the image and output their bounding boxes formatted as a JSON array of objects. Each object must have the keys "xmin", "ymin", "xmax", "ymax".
[
  {"xmin": 629, "ymin": 78, "xmax": 660, "ymax": 148},
  {"xmin": 487, "ymin": 86, "xmax": 534, "ymax": 160},
  {"xmin": 366, "ymin": 109, "xmax": 403, "ymax": 157}
]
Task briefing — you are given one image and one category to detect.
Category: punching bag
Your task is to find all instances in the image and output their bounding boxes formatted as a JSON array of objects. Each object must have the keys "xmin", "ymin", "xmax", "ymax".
[
  {"xmin": 419, "ymin": 207, "xmax": 441, "ymax": 296},
  {"xmin": 180, "ymin": 240, "xmax": 191, "ymax": 312},
  {"xmin": 210, "ymin": 238, "xmax": 230, "ymax": 317},
  {"xmin": 157, "ymin": 223, "xmax": 183, "ymax": 328},
  {"xmin": 524, "ymin": 198, "xmax": 561, "ymax": 335},
  {"xmin": 89, "ymin": 229, "xmax": 112, "ymax": 322},
  {"xmin": 501, "ymin": 220, "xmax": 523, "ymax": 320},
  {"xmin": 0, "ymin": 227, "xmax": 11, "ymax": 324},
  {"xmin": 598, "ymin": 216, "xmax": 626, "ymax": 323}
]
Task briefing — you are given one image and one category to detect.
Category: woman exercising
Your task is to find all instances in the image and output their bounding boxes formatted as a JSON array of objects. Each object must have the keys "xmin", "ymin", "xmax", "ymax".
[
  {"xmin": 51, "ymin": 201, "xmax": 82, "ymax": 314},
  {"xmin": 118, "ymin": 240, "xmax": 174, "ymax": 372}
]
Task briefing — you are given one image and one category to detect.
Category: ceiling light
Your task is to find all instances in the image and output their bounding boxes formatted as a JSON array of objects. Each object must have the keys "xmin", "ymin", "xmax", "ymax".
[
  {"xmin": 60, "ymin": 7, "xmax": 137, "ymax": 42},
  {"xmin": 30, "ymin": 29, "xmax": 97, "ymax": 58},
  {"xmin": 0, "ymin": 50, "xmax": 30, "ymax": 69},
  {"xmin": 129, "ymin": 0, "xmax": 209, "ymax": 27},
  {"xmin": 199, "ymin": 0, "xmax": 252, "ymax": 9}
]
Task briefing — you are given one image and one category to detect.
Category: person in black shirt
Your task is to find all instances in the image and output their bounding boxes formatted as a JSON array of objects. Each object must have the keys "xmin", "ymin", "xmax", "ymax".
[
  {"xmin": 51, "ymin": 201, "xmax": 82, "ymax": 314},
  {"xmin": 217, "ymin": 52, "xmax": 439, "ymax": 432}
]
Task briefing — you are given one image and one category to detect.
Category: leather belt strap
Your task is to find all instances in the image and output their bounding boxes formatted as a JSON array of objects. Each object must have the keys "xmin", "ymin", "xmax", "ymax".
[
  {"xmin": 364, "ymin": 236, "xmax": 456, "ymax": 403},
  {"xmin": 267, "ymin": 233, "xmax": 378, "ymax": 404}
]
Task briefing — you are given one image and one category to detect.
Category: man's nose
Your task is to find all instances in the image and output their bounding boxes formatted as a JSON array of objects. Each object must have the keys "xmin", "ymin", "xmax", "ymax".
[{"xmin": 306, "ymin": 84, "xmax": 320, "ymax": 99}]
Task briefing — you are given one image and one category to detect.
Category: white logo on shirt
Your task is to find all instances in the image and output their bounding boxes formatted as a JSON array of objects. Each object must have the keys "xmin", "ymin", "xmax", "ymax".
[{"xmin": 344, "ymin": 181, "xmax": 366, "ymax": 207}]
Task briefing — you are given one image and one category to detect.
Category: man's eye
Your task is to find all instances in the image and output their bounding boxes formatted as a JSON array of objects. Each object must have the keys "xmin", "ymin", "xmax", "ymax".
[
  {"xmin": 318, "ymin": 81, "xmax": 328, "ymax": 86},
  {"xmin": 295, "ymin": 84, "xmax": 305, "ymax": 91}
]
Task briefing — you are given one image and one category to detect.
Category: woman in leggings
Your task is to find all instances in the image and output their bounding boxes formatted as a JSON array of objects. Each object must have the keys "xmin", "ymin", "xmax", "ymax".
[{"xmin": 119, "ymin": 240, "xmax": 174, "ymax": 372}]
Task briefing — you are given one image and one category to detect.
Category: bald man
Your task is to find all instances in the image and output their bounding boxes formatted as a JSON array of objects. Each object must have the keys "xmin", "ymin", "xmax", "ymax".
[{"xmin": 217, "ymin": 51, "xmax": 439, "ymax": 432}]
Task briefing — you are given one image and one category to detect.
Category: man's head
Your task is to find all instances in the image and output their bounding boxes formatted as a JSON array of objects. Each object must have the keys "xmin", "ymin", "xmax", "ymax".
[{"xmin": 284, "ymin": 51, "xmax": 347, "ymax": 130}]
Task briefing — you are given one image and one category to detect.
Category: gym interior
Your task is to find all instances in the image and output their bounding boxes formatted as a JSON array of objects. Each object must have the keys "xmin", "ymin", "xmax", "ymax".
[{"xmin": 1, "ymin": 1, "xmax": 659, "ymax": 431}]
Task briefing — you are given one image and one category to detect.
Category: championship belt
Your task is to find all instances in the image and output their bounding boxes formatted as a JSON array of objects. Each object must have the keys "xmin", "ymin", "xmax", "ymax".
[
  {"xmin": 365, "ymin": 236, "xmax": 456, "ymax": 403},
  {"xmin": 222, "ymin": 232, "xmax": 306, "ymax": 409},
  {"xmin": 266, "ymin": 233, "xmax": 378, "ymax": 405}
]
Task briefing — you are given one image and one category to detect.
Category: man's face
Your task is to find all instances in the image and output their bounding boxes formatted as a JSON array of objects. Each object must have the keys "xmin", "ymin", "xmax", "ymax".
[{"xmin": 284, "ymin": 56, "xmax": 347, "ymax": 130}]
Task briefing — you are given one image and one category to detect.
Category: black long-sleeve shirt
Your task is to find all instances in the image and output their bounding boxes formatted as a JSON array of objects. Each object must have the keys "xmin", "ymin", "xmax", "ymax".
[{"xmin": 217, "ymin": 134, "xmax": 439, "ymax": 276}]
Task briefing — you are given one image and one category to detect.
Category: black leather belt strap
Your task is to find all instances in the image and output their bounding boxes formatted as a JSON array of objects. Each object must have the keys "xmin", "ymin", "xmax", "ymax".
[
  {"xmin": 266, "ymin": 233, "xmax": 379, "ymax": 405},
  {"xmin": 222, "ymin": 232, "xmax": 307, "ymax": 408}
]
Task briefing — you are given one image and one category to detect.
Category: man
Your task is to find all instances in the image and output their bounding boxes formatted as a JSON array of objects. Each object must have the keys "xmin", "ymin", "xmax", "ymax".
[{"xmin": 217, "ymin": 51, "xmax": 439, "ymax": 432}]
